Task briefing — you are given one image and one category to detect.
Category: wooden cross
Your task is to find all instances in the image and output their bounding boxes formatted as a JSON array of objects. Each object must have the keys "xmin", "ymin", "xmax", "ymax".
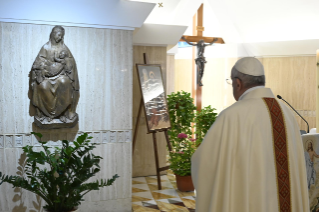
[{"xmin": 179, "ymin": 4, "xmax": 225, "ymax": 112}]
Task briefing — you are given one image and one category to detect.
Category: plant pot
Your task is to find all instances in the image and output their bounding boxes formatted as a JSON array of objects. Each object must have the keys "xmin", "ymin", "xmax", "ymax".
[
  {"xmin": 45, "ymin": 209, "xmax": 77, "ymax": 212},
  {"xmin": 175, "ymin": 174, "xmax": 194, "ymax": 192}
]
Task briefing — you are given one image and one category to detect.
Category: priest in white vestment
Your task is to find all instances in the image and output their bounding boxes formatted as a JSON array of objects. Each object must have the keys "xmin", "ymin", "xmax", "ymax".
[{"xmin": 191, "ymin": 57, "xmax": 309, "ymax": 212}]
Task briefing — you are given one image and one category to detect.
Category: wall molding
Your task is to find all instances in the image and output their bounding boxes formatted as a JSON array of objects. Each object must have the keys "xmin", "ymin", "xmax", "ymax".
[{"xmin": 0, "ymin": 130, "xmax": 132, "ymax": 149}]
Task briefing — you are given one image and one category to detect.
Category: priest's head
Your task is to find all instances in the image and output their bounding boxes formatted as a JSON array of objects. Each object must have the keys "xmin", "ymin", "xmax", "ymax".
[{"xmin": 231, "ymin": 57, "xmax": 265, "ymax": 101}]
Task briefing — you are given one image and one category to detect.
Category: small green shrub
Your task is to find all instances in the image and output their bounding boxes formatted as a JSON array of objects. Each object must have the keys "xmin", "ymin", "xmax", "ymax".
[
  {"xmin": 195, "ymin": 105, "xmax": 218, "ymax": 146},
  {"xmin": 167, "ymin": 91, "xmax": 196, "ymax": 146},
  {"xmin": 0, "ymin": 132, "xmax": 119, "ymax": 212},
  {"xmin": 167, "ymin": 91, "xmax": 218, "ymax": 176}
]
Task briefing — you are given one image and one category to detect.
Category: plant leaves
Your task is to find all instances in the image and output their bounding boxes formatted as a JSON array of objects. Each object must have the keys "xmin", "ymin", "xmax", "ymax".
[{"xmin": 0, "ymin": 132, "xmax": 119, "ymax": 212}]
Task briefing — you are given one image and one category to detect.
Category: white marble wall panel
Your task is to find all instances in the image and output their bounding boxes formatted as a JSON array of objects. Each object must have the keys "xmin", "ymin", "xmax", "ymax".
[
  {"xmin": 0, "ymin": 22, "xmax": 133, "ymax": 212},
  {"xmin": 0, "ymin": 22, "xmax": 133, "ymax": 134},
  {"xmin": 79, "ymin": 198, "xmax": 132, "ymax": 212}
]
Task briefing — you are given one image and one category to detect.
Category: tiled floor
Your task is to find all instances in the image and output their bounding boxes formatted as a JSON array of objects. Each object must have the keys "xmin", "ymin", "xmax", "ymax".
[{"xmin": 132, "ymin": 171, "xmax": 196, "ymax": 212}]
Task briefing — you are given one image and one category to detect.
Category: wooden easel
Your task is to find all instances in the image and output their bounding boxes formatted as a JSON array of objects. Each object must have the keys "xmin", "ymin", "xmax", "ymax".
[{"xmin": 133, "ymin": 53, "xmax": 172, "ymax": 190}]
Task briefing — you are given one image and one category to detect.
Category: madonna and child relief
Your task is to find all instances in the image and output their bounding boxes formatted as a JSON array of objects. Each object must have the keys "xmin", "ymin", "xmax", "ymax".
[
  {"xmin": 30, "ymin": 26, "xmax": 79, "ymax": 129},
  {"xmin": 302, "ymin": 135, "xmax": 319, "ymax": 211}
]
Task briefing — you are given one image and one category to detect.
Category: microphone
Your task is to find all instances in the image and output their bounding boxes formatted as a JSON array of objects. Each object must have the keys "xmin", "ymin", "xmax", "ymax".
[{"xmin": 277, "ymin": 95, "xmax": 309, "ymax": 133}]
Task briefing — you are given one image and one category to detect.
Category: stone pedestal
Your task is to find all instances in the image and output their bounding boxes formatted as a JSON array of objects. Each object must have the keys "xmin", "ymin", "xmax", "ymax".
[{"xmin": 34, "ymin": 115, "xmax": 79, "ymax": 129}]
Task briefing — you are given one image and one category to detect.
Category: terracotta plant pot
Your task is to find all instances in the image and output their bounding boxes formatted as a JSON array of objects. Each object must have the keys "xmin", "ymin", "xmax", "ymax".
[
  {"xmin": 45, "ymin": 209, "xmax": 77, "ymax": 212},
  {"xmin": 175, "ymin": 174, "xmax": 194, "ymax": 192}
]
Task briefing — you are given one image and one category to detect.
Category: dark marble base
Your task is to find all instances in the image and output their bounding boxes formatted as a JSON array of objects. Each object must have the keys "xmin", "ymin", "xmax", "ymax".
[{"xmin": 34, "ymin": 114, "xmax": 78, "ymax": 129}]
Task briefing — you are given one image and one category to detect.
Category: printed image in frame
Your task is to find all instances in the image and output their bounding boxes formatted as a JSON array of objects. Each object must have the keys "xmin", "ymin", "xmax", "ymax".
[
  {"xmin": 302, "ymin": 134, "xmax": 319, "ymax": 211},
  {"xmin": 136, "ymin": 64, "xmax": 171, "ymax": 133}
]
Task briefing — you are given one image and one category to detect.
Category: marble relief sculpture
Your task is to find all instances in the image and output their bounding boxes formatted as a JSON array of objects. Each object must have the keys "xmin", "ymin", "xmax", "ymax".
[{"xmin": 31, "ymin": 26, "xmax": 79, "ymax": 129}]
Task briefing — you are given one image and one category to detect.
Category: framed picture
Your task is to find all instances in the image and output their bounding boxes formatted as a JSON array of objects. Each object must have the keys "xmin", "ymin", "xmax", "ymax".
[
  {"xmin": 302, "ymin": 134, "xmax": 319, "ymax": 211},
  {"xmin": 136, "ymin": 64, "xmax": 171, "ymax": 133}
]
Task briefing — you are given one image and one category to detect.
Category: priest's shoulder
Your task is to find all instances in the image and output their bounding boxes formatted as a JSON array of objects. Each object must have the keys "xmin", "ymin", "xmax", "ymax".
[{"xmin": 219, "ymin": 98, "xmax": 259, "ymax": 117}]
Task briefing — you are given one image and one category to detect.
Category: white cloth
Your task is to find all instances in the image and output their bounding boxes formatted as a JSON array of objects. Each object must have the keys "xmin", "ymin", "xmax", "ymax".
[
  {"xmin": 238, "ymin": 85, "xmax": 265, "ymax": 101},
  {"xmin": 191, "ymin": 87, "xmax": 309, "ymax": 212}
]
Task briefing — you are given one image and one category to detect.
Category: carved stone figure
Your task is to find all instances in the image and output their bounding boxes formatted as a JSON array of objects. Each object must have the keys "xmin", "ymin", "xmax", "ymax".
[
  {"xmin": 181, "ymin": 36, "xmax": 218, "ymax": 86},
  {"xmin": 31, "ymin": 26, "xmax": 79, "ymax": 129}
]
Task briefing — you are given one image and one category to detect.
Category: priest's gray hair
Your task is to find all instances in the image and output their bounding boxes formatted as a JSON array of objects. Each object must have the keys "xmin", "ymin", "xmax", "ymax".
[{"xmin": 231, "ymin": 67, "xmax": 265, "ymax": 88}]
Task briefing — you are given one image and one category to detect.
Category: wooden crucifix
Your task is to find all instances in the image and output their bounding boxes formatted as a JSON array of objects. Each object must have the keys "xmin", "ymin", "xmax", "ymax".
[{"xmin": 179, "ymin": 4, "xmax": 225, "ymax": 112}]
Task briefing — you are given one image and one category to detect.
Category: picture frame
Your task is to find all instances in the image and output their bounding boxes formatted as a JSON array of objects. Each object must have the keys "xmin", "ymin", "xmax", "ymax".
[
  {"xmin": 136, "ymin": 64, "xmax": 171, "ymax": 133},
  {"xmin": 302, "ymin": 134, "xmax": 319, "ymax": 211}
]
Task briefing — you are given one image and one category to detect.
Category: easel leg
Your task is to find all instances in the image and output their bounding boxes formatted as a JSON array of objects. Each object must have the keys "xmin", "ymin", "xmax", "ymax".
[
  {"xmin": 164, "ymin": 130, "xmax": 172, "ymax": 152},
  {"xmin": 152, "ymin": 132, "xmax": 162, "ymax": 190}
]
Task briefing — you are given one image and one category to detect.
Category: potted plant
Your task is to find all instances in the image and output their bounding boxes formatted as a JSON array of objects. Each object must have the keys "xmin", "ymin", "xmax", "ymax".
[
  {"xmin": 167, "ymin": 91, "xmax": 196, "ymax": 148},
  {"xmin": 167, "ymin": 91, "xmax": 218, "ymax": 192},
  {"xmin": 167, "ymin": 91, "xmax": 196, "ymax": 192},
  {"xmin": 169, "ymin": 133, "xmax": 196, "ymax": 192},
  {"xmin": 194, "ymin": 105, "xmax": 218, "ymax": 147},
  {"xmin": 0, "ymin": 132, "xmax": 119, "ymax": 212}
]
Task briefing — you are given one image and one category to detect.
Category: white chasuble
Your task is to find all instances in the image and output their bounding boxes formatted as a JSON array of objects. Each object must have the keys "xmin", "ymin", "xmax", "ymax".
[{"xmin": 191, "ymin": 88, "xmax": 309, "ymax": 212}]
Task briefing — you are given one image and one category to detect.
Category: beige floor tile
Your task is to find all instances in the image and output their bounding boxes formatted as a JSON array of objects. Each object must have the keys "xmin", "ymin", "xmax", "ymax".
[
  {"xmin": 171, "ymin": 181, "xmax": 177, "ymax": 189},
  {"xmin": 132, "ymin": 187, "xmax": 148, "ymax": 193},
  {"xmin": 133, "ymin": 180, "xmax": 146, "ymax": 184},
  {"xmin": 156, "ymin": 201, "xmax": 189, "ymax": 212},
  {"xmin": 132, "ymin": 204, "xmax": 161, "ymax": 212},
  {"xmin": 152, "ymin": 191, "xmax": 178, "ymax": 200},
  {"xmin": 145, "ymin": 176, "xmax": 168, "ymax": 184},
  {"xmin": 132, "ymin": 183, "xmax": 150, "ymax": 191},
  {"xmin": 155, "ymin": 189, "xmax": 179, "ymax": 197},
  {"xmin": 132, "ymin": 195, "xmax": 153, "ymax": 202},
  {"xmin": 132, "ymin": 172, "xmax": 196, "ymax": 212},
  {"xmin": 167, "ymin": 174, "xmax": 176, "ymax": 181},
  {"xmin": 177, "ymin": 190, "xmax": 195, "ymax": 198},
  {"xmin": 148, "ymin": 183, "xmax": 172, "ymax": 191},
  {"xmin": 181, "ymin": 197, "xmax": 196, "ymax": 209},
  {"xmin": 167, "ymin": 170, "xmax": 174, "ymax": 175}
]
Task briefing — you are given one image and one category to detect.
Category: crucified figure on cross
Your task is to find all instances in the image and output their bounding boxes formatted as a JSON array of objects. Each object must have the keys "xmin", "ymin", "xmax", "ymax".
[{"xmin": 181, "ymin": 36, "xmax": 218, "ymax": 86}]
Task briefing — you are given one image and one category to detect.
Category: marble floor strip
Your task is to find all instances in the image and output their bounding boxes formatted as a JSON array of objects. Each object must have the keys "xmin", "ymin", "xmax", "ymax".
[{"xmin": 132, "ymin": 173, "xmax": 196, "ymax": 212}]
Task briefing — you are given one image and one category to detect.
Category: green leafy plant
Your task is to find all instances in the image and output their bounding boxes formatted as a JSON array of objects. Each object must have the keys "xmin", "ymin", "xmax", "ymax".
[
  {"xmin": 167, "ymin": 91, "xmax": 218, "ymax": 176},
  {"xmin": 169, "ymin": 133, "xmax": 196, "ymax": 176},
  {"xmin": 167, "ymin": 91, "xmax": 196, "ymax": 176},
  {"xmin": 167, "ymin": 91, "xmax": 196, "ymax": 147},
  {"xmin": 195, "ymin": 105, "xmax": 218, "ymax": 146},
  {"xmin": 0, "ymin": 132, "xmax": 119, "ymax": 212}
]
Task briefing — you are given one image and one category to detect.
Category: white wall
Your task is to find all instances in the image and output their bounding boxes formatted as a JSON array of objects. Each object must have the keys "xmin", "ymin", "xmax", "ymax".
[{"xmin": 0, "ymin": 22, "xmax": 133, "ymax": 212}]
